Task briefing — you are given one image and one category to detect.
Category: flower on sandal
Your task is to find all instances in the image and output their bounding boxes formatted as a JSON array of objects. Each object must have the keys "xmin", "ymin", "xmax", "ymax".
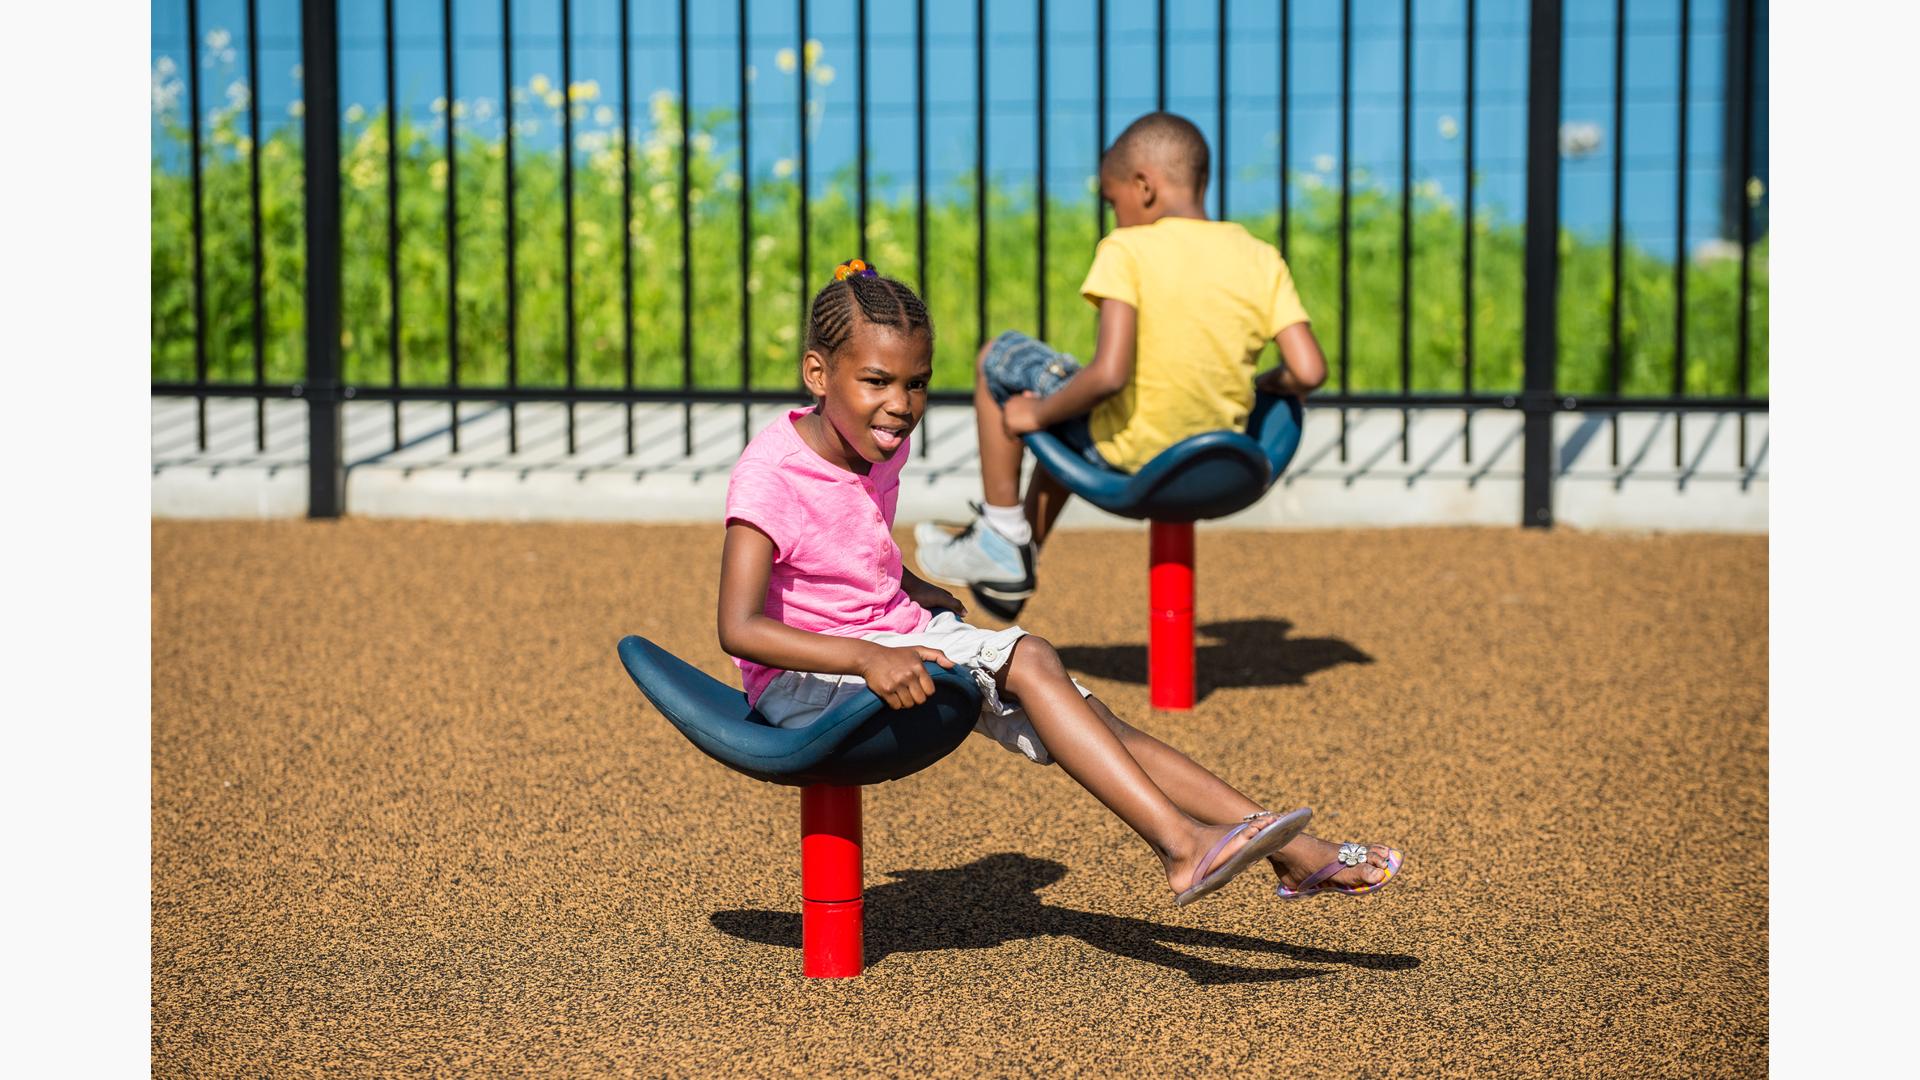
[{"xmin": 1337, "ymin": 843, "xmax": 1368, "ymax": 867}]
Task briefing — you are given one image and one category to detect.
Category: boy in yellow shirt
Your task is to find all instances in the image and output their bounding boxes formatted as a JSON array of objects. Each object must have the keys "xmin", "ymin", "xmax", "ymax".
[{"xmin": 916, "ymin": 112, "xmax": 1329, "ymax": 618}]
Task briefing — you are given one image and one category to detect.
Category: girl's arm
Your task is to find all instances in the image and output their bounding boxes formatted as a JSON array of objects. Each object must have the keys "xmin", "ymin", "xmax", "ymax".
[
  {"xmin": 1003, "ymin": 299, "xmax": 1138, "ymax": 435},
  {"xmin": 717, "ymin": 523, "xmax": 953, "ymax": 709},
  {"xmin": 1254, "ymin": 322, "xmax": 1328, "ymax": 398}
]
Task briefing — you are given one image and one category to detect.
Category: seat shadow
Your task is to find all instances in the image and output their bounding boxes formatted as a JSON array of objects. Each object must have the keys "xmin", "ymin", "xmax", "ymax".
[
  {"xmin": 711, "ymin": 853, "xmax": 1418, "ymax": 985},
  {"xmin": 1053, "ymin": 618, "xmax": 1373, "ymax": 703}
]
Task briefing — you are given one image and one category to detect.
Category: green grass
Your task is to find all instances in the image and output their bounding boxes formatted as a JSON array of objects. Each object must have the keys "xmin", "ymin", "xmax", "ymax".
[{"xmin": 151, "ymin": 94, "xmax": 1768, "ymax": 399}]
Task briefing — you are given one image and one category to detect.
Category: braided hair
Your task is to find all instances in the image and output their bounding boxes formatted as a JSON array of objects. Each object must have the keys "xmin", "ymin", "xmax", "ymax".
[{"xmin": 805, "ymin": 259, "xmax": 935, "ymax": 360}]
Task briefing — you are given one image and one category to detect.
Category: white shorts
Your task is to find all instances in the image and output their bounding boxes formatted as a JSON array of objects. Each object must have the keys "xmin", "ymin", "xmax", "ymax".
[{"xmin": 753, "ymin": 611, "xmax": 1088, "ymax": 766}]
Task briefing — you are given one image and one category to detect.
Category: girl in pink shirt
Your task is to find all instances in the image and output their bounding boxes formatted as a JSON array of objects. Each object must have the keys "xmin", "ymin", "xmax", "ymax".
[{"xmin": 717, "ymin": 260, "xmax": 1404, "ymax": 906}]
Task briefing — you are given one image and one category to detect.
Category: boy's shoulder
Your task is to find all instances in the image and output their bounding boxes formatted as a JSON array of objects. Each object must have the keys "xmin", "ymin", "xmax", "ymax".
[{"xmin": 1102, "ymin": 218, "xmax": 1282, "ymax": 265}]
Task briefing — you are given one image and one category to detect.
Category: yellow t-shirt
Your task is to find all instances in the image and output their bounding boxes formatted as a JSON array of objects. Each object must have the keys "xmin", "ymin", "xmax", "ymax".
[{"xmin": 1078, "ymin": 218, "xmax": 1310, "ymax": 472}]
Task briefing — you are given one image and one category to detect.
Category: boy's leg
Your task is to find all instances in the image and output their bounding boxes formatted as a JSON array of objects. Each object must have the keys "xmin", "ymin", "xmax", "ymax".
[
  {"xmin": 1023, "ymin": 465, "xmax": 1074, "ymax": 551},
  {"xmin": 973, "ymin": 339, "xmax": 1026, "ymax": 508},
  {"xmin": 1080, "ymin": 694, "xmax": 1396, "ymax": 891},
  {"xmin": 998, "ymin": 636, "xmax": 1295, "ymax": 895}
]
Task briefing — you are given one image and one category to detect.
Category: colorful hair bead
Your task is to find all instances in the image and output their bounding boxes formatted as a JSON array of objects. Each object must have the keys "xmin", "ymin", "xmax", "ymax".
[{"xmin": 833, "ymin": 258, "xmax": 878, "ymax": 281}]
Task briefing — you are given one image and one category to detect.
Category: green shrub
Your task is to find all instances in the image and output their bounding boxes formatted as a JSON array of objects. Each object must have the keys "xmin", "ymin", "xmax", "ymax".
[{"xmin": 152, "ymin": 87, "xmax": 1768, "ymax": 399}]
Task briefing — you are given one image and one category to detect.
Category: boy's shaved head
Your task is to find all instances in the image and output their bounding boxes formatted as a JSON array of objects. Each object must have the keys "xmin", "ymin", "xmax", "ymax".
[{"xmin": 1101, "ymin": 112, "xmax": 1210, "ymax": 194}]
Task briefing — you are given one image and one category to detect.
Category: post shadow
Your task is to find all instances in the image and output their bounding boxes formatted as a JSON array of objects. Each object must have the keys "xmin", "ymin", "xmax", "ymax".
[
  {"xmin": 711, "ymin": 853, "xmax": 1419, "ymax": 985},
  {"xmin": 1051, "ymin": 619, "xmax": 1374, "ymax": 704}
]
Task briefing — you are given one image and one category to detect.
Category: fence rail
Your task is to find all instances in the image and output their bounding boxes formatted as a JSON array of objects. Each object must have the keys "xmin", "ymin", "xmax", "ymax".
[{"xmin": 151, "ymin": 0, "xmax": 1769, "ymax": 525}]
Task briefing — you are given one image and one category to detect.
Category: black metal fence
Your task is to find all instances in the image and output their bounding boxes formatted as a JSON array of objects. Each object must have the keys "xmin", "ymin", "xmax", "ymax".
[{"xmin": 151, "ymin": 0, "xmax": 1769, "ymax": 525}]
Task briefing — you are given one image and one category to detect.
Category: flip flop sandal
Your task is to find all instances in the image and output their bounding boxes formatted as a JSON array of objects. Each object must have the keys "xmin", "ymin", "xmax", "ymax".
[
  {"xmin": 1174, "ymin": 807, "xmax": 1313, "ymax": 908},
  {"xmin": 1275, "ymin": 843, "xmax": 1405, "ymax": 900}
]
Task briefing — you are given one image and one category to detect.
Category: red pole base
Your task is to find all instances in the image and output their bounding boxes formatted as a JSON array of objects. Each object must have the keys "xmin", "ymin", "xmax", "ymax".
[
  {"xmin": 800, "ymin": 784, "xmax": 863, "ymax": 978},
  {"xmin": 1149, "ymin": 520, "xmax": 1196, "ymax": 710}
]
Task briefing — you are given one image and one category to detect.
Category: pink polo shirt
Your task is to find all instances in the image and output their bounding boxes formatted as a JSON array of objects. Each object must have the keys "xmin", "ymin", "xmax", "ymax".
[{"xmin": 724, "ymin": 407, "xmax": 933, "ymax": 703}]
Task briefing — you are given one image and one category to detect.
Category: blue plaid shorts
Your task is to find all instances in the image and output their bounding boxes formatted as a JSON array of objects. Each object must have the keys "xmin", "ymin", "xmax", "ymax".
[{"xmin": 979, "ymin": 331, "xmax": 1109, "ymax": 468}]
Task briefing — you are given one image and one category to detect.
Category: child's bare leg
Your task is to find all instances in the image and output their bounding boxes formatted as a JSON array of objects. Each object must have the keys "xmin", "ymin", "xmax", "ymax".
[
  {"xmin": 1082, "ymin": 694, "xmax": 1394, "ymax": 890},
  {"xmin": 1000, "ymin": 637, "xmax": 1275, "ymax": 894},
  {"xmin": 1022, "ymin": 465, "xmax": 1073, "ymax": 550},
  {"xmin": 974, "ymin": 342, "xmax": 1025, "ymax": 507}
]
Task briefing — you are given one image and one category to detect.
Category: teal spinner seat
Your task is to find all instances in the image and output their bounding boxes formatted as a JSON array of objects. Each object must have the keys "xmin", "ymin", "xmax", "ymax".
[
  {"xmin": 616, "ymin": 635, "xmax": 983, "ymax": 787},
  {"xmin": 1023, "ymin": 391, "xmax": 1304, "ymax": 523}
]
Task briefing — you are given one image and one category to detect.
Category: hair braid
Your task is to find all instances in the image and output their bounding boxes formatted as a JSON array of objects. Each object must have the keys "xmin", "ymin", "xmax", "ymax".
[{"xmin": 806, "ymin": 262, "xmax": 935, "ymax": 358}]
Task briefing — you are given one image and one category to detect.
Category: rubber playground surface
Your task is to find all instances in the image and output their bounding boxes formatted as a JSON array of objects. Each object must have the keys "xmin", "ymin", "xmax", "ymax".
[{"xmin": 152, "ymin": 521, "xmax": 1767, "ymax": 1076}]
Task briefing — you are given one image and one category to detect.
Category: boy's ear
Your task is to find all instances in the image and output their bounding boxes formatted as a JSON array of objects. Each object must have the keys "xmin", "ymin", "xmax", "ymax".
[
  {"xmin": 800, "ymin": 348, "xmax": 832, "ymax": 398},
  {"xmin": 1134, "ymin": 170, "xmax": 1155, "ymax": 209}
]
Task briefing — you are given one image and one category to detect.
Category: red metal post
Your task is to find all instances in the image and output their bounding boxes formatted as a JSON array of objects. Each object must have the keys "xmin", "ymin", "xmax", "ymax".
[
  {"xmin": 1149, "ymin": 520, "xmax": 1196, "ymax": 710},
  {"xmin": 800, "ymin": 783, "xmax": 863, "ymax": 977}
]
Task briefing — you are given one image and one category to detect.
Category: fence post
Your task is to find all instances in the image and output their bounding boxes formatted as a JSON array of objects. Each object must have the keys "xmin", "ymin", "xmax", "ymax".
[
  {"xmin": 301, "ymin": 0, "xmax": 346, "ymax": 518},
  {"xmin": 1521, "ymin": 0, "xmax": 1562, "ymax": 528}
]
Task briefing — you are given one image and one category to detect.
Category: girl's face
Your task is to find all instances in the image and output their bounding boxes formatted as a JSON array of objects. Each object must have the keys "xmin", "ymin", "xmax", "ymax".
[{"xmin": 798, "ymin": 320, "xmax": 933, "ymax": 471}]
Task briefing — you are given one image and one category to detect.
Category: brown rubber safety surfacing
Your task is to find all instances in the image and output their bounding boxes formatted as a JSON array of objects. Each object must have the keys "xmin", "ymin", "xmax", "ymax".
[{"xmin": 152, "ymin": 521, "xmax": 1766, "ymax": 1077}]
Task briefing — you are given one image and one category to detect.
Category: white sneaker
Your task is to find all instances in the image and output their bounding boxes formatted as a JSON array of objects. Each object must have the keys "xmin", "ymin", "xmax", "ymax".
[{"xmin": 913, "ymin": 506, "xmax": 1036, "ymax": 615}]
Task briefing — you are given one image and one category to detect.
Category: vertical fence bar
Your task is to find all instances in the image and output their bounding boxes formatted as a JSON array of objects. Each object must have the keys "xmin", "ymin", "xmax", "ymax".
[
  {"xmin": 1156, "ymin": 0, "xmax": 1166, "ymax": 113},
  {"xmin": 1461, "ymin": 0, "xmax": 1476, "ymax": 462},
  {"xmin": 1037, "ymin": 0, "xmax": 1047, "ymax": 342},
  {"xmin": 622, "ymin": 0, "xmax": 636, "ymax": 453},
  {"xmin": 442, "ymin": 0, "xmax": 460, "ymax": 454},
  {"xmin": 1337, "ymin": 0, "xmax": 1350, "ymax": 463},
  {"xmin": 1672, "ymin": 0, "xmax": 1690, "ymax": 468},
  {"xmin": 187, "ymin": 0, "xmax": 208, "ymax": 450},
  {"xmin": 1399, "ymin": 0, "xmax": 1412, "ymax": 462},
  {"xmin": 1096, "ymin": 0, "xmax": 1106, "ymax": 244},
  {"xmin": 1215, "ymin": 0, "xmax": 1225, "ymax": 220},
  {"xmin": 385, "ymin": 0, "xmax": 402, "ymax": 451},
  {"xmin": 975, "ymin": 0, "xmax": 986, "ymax": 348},
  {"xmin": 1278, "ymin": 0, "xmax": 1288, "ymax": 257},
  {"xmin": 857, "ymin": 0, "xmax": 868, "ymax": 258},
  {"xmin": 1205, "ymin": 0, "xmax": 1221, "ymax": 219},
  {"xmin": 798, "ymin": 0, "xmax": 811, "ymax": 375},
  {"xmin": 681, "ymin": 0, "xmax": 696, "ymax": 453},
  {"xmin": 1733, "ymin": 0, "xmax": 1753, "ymax": 467},
  {"xmin": 247, "ymin": 0, "xmax": 266, "ymax": 451},
  {"xmin": 563, "ymin": 0, "xmax": 579, "ymax": 454},
  {"xmin": 740, "ymin": 0, "xmax": 753, "ymax": 450},
  {"xmin": 302, "ymin": 0, "xmax": 345, "ymax": 517},
  {"xmin": 502, "ymin": 0, "xmax": 518, "ymax": 452},
  {"xmin": 916, "ymin": 0, "xmax": 928, "ymax": 296},
  {"xmin": 916, "ymin": 0, "xmax": 930, "ymax": 457},
  {"xmin": 1521, "ymin": 0, "xmax": 1563, "ymax": 528},
  {"xmin": 1608, "ymin": 0, "xmax": 1625, "ymax": 464}
]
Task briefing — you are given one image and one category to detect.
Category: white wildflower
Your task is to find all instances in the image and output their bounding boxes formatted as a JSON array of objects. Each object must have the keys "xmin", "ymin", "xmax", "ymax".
[
  {"xmin": 474, "ymin": 98, "xmax": 495, "ymax": 121},
  {"xmin": 569, "ymin": 80, "xmax": 599, "ymax": 102},
  {"xmin": 1313, "ymin": 153, "xmax": 1334, "ymax": 173},
  {"xmin": 594, "ymin": 104, "xmax": 615, "ymax": 126},
  {"xmin": 530, "ymin": 73, "xmax": 552, "ymax": 97},
  {"xmin": 544, "ymin": 90, "xmax": 565, "ymax": 109},
  {"xmin": 691, "ymin": 132, "xmax": 714, "ymax": 154},
  {"xmin": 772, "ymin": 157, "xmax": 794, "ymax": 179},
  {"xmin": 289, "ymin": 100, "xmax": 305, "ymax": 118},
  {"xmin": 1438, "ymin": 115, "xmax": 1459, "ymax": 140},
  {"xmin": 206, "ymin": 28, "xmax": 231, "ymax": 50},
  {"xmin": 345, "ymin": 103, "xmax": 366, "ymax": 123},
  {"xmin": 156, "ymin": 56, "xmax": 177, "ymax": 77},
  {"xmin": 431, "ymin": 96, "xmax": 447, "ymax": 114},
  {"xmin": 814, "ymin": 64, "xmax": 835, "ymax": 86},
  {"xmin": 776, "ymin": 48, "xmax": 796, "ymax": 74}
]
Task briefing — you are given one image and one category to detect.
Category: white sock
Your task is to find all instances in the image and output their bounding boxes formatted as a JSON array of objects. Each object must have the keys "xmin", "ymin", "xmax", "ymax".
[{"xmin": 981, "ymin": 502, "xmax": 1033, "ymax": 545}]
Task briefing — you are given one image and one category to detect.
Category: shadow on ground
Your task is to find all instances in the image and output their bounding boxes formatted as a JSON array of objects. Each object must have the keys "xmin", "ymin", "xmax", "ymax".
[
  {"xmin": 711, "ymin": 853, "xmax": 1419, "ymax": 985},
  {"xmin": 1053, "ymin": 619, "xmax": 1374, "ymax": 703}
]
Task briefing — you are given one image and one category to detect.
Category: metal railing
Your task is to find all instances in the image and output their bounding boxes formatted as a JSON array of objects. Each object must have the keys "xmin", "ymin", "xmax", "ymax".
[{"xmin": 151, "ymin": 0, "xmax": 1769, "ymax": 524}]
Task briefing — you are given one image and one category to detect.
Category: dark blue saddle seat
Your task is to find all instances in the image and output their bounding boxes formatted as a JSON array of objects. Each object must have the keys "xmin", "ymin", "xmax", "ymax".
[
  {"xmin": 616, "ymin": 635, "xmax": 985, "ymax": 787},
  {"xmin": 1024, "ymin": 392, "xmax": 1304, "ymax": 522}
]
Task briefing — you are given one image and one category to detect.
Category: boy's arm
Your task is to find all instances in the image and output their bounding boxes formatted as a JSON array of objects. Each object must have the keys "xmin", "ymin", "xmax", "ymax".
[
  {"xmin": 1254, "ymin": 322, "xmax": 1328, "ymax": 399},
  {"xmin": 1002, "ymin": 299, "xmax": 1137, "ymax": 435},
  {"xmin": 718, "ymin": 523, "xmax": 952, "ymax": 708}
]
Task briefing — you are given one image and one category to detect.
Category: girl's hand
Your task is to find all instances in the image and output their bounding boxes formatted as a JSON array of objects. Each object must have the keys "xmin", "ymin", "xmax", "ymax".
[
  {"xmin": 903, "ymin": 577, "xmax": 967, "ymax": 618},
  {"xmin": 859, "ymin": 644, "xmax": 955, "ymax": 710},
  {"xmin": 1001, "ymin": 392, "xmax": 1045, "ymax": 437}
]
